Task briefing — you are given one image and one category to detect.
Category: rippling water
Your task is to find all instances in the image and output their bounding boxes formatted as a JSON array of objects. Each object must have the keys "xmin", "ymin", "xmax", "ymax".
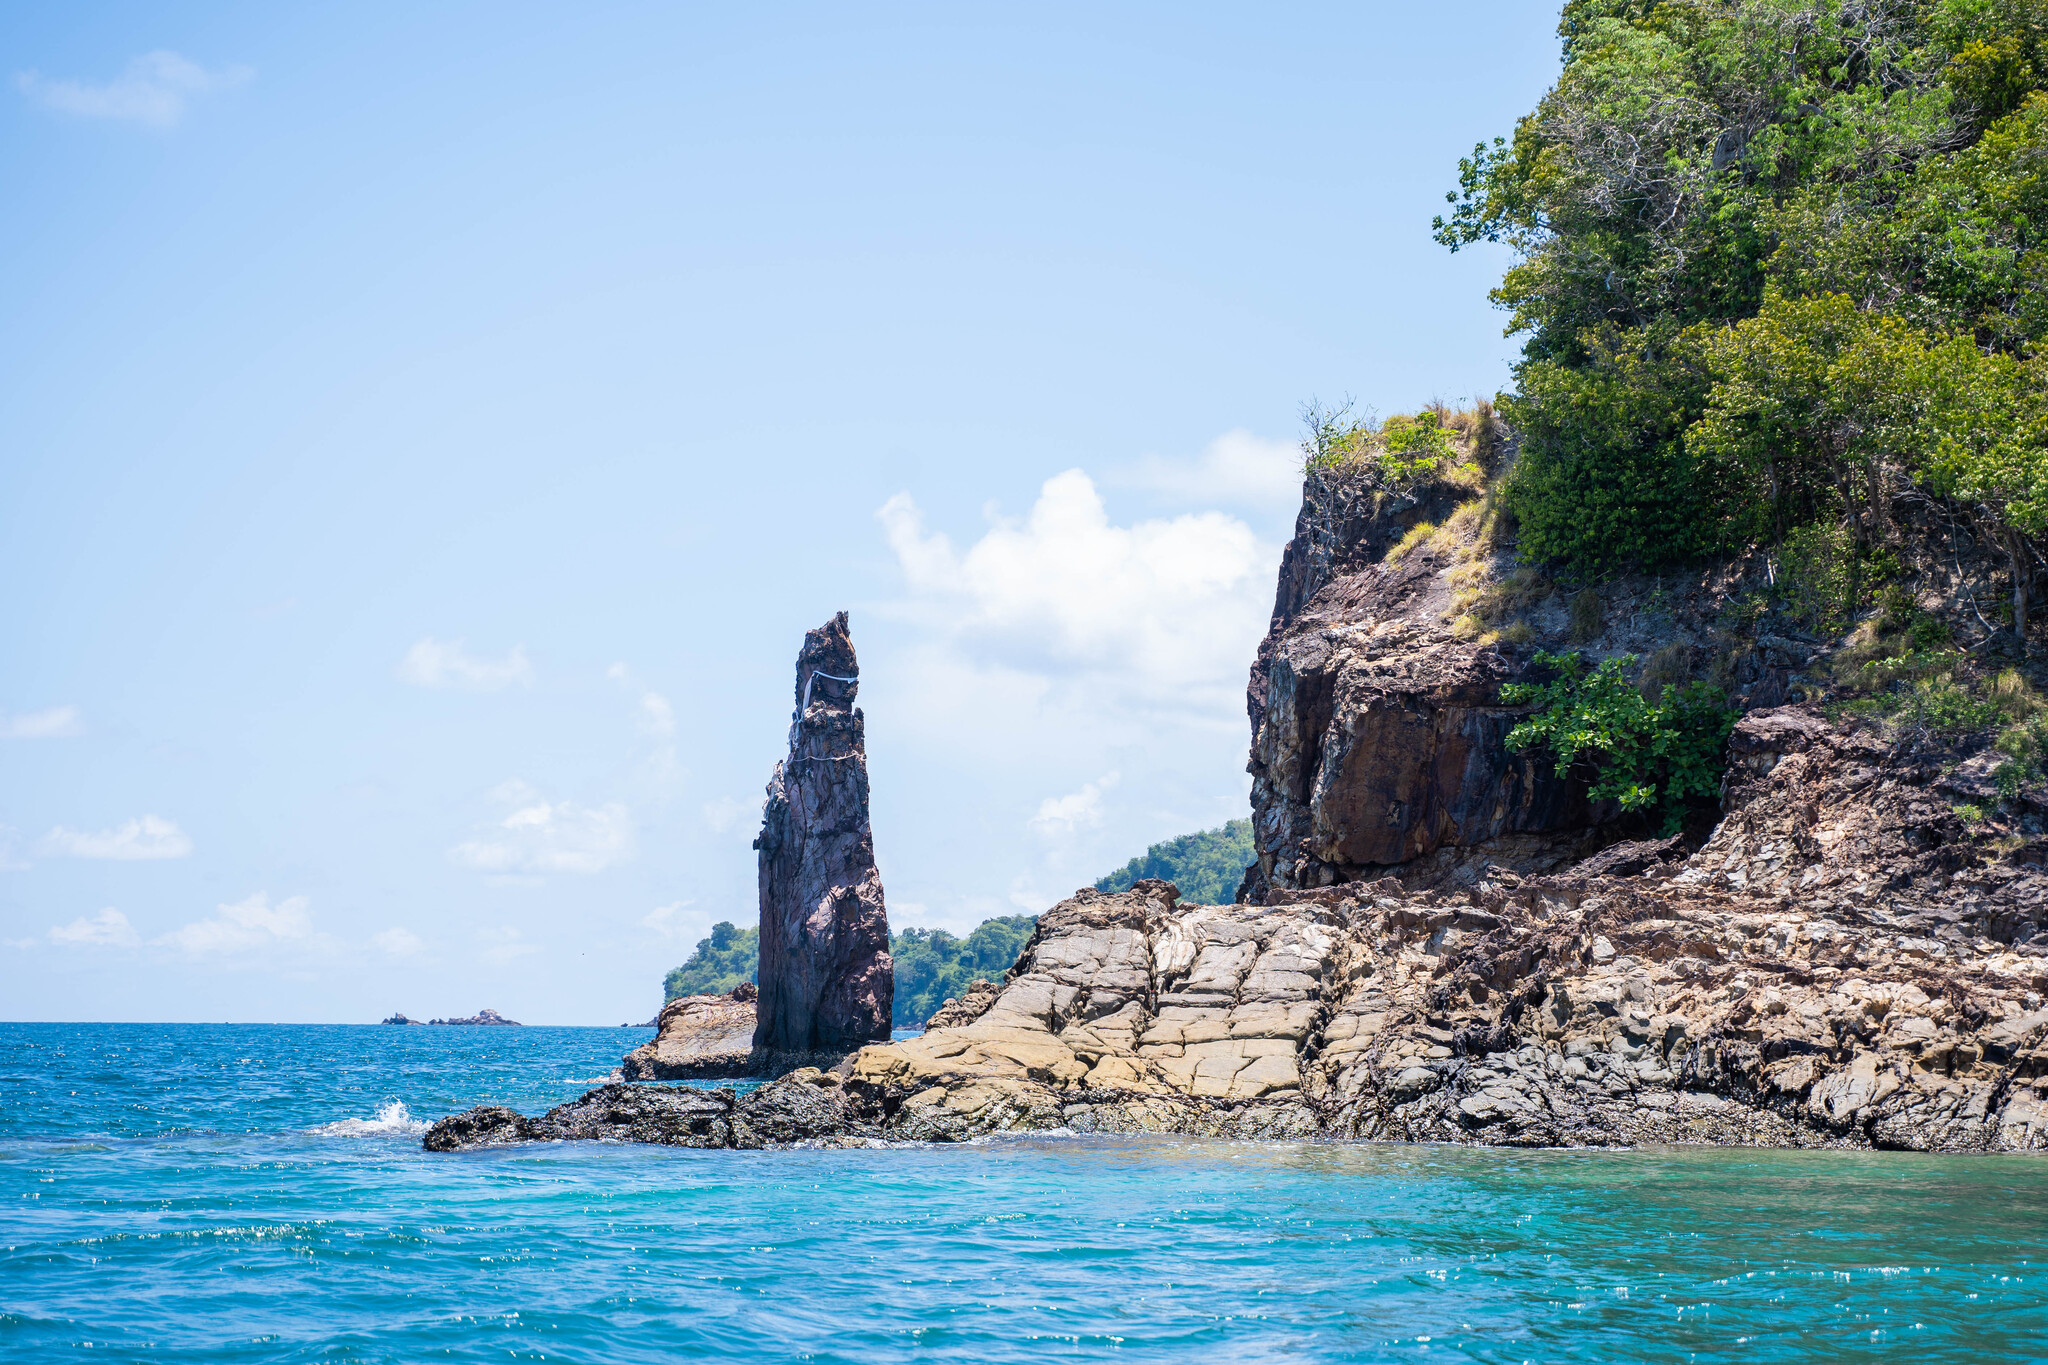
[{"xmin": 2, "ymin": 1023, "xmax": 2044, "ymax": 1362}]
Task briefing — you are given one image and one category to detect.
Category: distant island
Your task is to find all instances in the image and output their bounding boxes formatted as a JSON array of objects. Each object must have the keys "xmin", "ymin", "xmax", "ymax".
[{"xmin": 381, "ymin": 1009, "xmax": 520, "ymax": 1026}]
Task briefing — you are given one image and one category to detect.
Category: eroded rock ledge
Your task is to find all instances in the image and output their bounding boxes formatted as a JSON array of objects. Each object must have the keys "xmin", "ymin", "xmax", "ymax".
[{"xmin": 427, "ymin": 870, "xmax": 2048, "ymax": 1153}]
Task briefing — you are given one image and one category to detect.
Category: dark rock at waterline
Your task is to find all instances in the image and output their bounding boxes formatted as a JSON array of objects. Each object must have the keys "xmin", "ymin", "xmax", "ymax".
[
  {"xmin": 381, "ymin": 1013, "xmax": 426, "ymax": 1026},
  {"xmin": 423, "ymin": 1071, "xmax": 874, "ymax": 1152},
  {"xmin": 752, "ymin": 612, "xmax": 893, "ymax": 1057}
]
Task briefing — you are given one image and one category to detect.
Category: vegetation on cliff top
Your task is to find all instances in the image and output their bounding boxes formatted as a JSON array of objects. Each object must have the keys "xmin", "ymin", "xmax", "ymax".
[
  {"xmin": 1094, "ymin": 818, "xmax": 1255, "ymax": 906},
  {"xmin": 1436, "ymin": 0, "xmax": 2048, "ymax": 634}
]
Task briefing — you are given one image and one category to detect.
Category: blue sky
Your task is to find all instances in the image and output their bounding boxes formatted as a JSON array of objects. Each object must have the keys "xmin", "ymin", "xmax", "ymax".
[{"xmin": 0, "ymin": 2, "xmax": 1560, "ymax": 1022}]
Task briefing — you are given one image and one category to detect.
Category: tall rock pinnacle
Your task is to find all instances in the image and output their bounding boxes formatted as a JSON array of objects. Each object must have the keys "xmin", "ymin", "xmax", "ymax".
[{"xmin": 751, "ymin": 612, "xmax": 894, "ymax": 1057}]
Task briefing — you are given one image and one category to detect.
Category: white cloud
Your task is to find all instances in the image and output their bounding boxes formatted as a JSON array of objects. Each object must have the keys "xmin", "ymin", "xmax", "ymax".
[
  {"xmin": 39, "ymin": 815, "xmax": 192, "ymax": 861},
  {"xmin": 3, "ymin": 705, "xmax": 82, "ymax": 739},
  {"xmin": 702, "ymin": 796, "xmax": 752, "ymax": 836},
  {"xmin": 397, "ymin": 638, "xmax": 533, "ymax": 691},
  {"xmin": 373, "ymin": 927, "xmax": 423, "ymax": 958},
  {"xmin": 869, "ymin": 455, "xmax": 1279, "ymax": 932},
  {"xmin": 1030, "ymin": 772, "xmax": 1120, "ymax": 838},
  {"xmin": 641, "ymin": 901, "xmax": 695, "ymax": 937},
  {"xmin": 450, "ymin": 784, "xmax": 633, "ymax": 874},
  {"xmin": 640, "ymin": 690, "xmax": 675, "ymax": 737},
  {"xmin": 17, "ymin": 51, "xmax": 250, "ymax": 128},
  {"xmin": 156, "ymin": 893, "xmax": 315, "ymax": 957},
  {"xmin": 480, "ymin": 926, "xmax": 537, "ymax": 965},
  {"xmin": 877, "ymin": 468, "xmax": 1274, "ymax": 711},
  {"xmin": 47, "ymin": 908, "xmax": 140, "ymax": 949},
  {"xmin": 1114, "ymin": 429, "xmax": 1303, "ymax": 513}
]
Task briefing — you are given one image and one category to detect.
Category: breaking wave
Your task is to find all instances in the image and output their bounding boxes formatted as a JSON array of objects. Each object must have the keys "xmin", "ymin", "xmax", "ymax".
[{"xmin": 308, "ymin": 1101, "xmax": 428, "ymax": 1137}]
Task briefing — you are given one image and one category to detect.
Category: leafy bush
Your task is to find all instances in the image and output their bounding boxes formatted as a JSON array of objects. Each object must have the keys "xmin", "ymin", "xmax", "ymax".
[
  {"xmin": 1778, "ymin": 522, "xmax": 1852, "ymax": 636},
  {"xmin": 892, "ymin": 917, "xmax": 1037, "ymax": 1028},
  {"xmin": 1995, "ymin": 713, "xmax": 2048, "ymax": 797},
  {"xmin": 1095, "ymin": 818, "xmax": 1255, "ymax": 906},
  {"xmin": 1437, "ymin": 3, "xmax": 2048, "ymax": 577},
  {"xmin": 1845, "ymin": 672, "xmax": 2004, "ymax": 737},
  {"xmin": 663, "ymin": 921, "xmax": 759, "ymax": 1000},
  {"xmin": 1502, "ymin": 651, "xmax": 1736, "ymax": 832},
  {"xmin": 1375, "ymin": 411, "xmax": 1457, "ymax": 483}
]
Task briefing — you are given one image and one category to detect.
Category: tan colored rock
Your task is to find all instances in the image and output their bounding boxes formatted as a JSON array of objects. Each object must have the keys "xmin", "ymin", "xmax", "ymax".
[
  {"xmin": 620, "ymin": 985, "xmax": 757, "ymax": 1080},
  {"xmin": 830, "ymin": 873, "xmax": 2048, "ymax": 1151}
]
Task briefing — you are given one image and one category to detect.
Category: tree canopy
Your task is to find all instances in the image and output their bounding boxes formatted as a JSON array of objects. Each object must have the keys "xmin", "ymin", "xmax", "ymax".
[
  {"xmin": 1094, "ymin": 818, "xmax": 1255, "ymax": 906},
  {"xmin": 1436, "ymin": 0, "xmax": 2048, "ymax": 633}
]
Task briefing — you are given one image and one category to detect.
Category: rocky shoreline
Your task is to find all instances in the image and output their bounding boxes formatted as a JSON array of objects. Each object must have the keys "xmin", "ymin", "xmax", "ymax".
[
  {"xmin": 427, "ymin": 859, "xmax": 2048, "ymax": 1153},
  {"xmin": 425, "ymin": 445, "xmax": 2048, "ymax": 1157}
]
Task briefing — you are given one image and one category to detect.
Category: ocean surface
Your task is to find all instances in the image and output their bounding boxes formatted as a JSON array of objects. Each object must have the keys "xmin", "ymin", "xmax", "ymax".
[{"xmin": 2, "ymin": 1023, "xmax": 2044, "ymax": 1363}]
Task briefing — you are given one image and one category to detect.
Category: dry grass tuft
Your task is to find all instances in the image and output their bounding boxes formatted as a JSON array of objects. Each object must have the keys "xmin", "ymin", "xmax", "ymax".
[
  {"xmin": 1384, "ymin": 521, "xmax": 1438, "ymax": 565},
  {"xmin": 1568, "ymin": 588, "xmax": 1603, "ymax": 643}
]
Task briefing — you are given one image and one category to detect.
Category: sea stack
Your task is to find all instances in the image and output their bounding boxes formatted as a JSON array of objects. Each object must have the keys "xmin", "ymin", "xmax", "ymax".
[{"xmin": 751, "ymin": 612, "xmax": 893, "ymax": 1062}]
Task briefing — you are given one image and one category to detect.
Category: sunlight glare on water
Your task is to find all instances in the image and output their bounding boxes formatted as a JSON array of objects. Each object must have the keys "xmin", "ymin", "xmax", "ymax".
[{"xmin": 1, "ymin": 1023, "xmax": 2042, "ymax": 1363}]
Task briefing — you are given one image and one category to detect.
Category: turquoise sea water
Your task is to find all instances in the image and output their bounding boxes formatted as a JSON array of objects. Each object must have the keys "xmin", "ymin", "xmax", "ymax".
[{"xmin": 2, "ymin": 1023, "xmax": 2045, "ymax": 1362}]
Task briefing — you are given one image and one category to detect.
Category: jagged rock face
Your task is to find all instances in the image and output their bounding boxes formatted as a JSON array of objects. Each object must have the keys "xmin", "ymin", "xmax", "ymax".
[
  {"xmin": 432, "ymin": 869, "xmax": 2048, "ymax": 1153},
  {"xmin": 1244, "ymin": 469, "xmax": 1598, "ymax": 898},
  {"xmin": 1683, "ymin": 706, "xmax": 2048, "ymax": 945},
  {"xmin": 752, "ymin": 612, "xmax": 893, "ymax": 1057},
  {"xmin": 849, "ymin": 873, "xmax": 2048, "ymax": 1150},
  {"xmin": 620, "ymin": 985, "xmax": 758, "ymax": 1081}
]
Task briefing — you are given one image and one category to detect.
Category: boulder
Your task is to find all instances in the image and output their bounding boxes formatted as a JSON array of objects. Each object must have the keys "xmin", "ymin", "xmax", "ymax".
[{"xmin": 621, "ymin": 984, "xmax": 758, "ymax": 1080}]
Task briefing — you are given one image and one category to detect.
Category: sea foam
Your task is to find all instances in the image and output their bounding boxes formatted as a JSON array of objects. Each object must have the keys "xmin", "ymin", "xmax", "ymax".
[{"xmin": 308, "ymin": 1100, "xmax": 428, "ymax": 1137}]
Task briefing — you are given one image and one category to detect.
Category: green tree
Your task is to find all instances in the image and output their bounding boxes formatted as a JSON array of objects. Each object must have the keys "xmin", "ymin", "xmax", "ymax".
[
  {"xmin": 891, "ymin": 916, "xmax": 1037, "ymax": 1028},
  {"xmin": 1437, "ymin": 2, "xmax": 2048, "ymax": 574},
  {"xmin": 1094, "ymin": 819, "xmax": 1255, "ymax": 906},
  {"xmin": 662, "ymin": 921, "xmax": 758, "ymax": 1000},
  {"xmin": 1911, "ymin": 339, "xmax": 2048, "ymax": 643}
]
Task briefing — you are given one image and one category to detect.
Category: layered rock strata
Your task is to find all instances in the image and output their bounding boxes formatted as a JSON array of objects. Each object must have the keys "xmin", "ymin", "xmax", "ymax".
[
  {"xmin": 621, "ymin": 984, "xmax": 759, "ymax": 1081},
  {"xmin": 752, "ymin": 612, "xmax": 893, "ymax": 1063},
  {"xmin": 430, "ymin": 832, "xmax": 2048, "ymax": 1153}
]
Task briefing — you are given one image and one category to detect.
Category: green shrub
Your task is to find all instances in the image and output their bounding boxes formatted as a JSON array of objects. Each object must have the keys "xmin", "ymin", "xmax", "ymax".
[
  {"xmin": 1849, "ymin": 672, "xmax": 2005, "ymax": 736},
  {"xmin": 1995, "ymin": 714, "xmax": 2048, "ymax": 796},
  {"xmin": 1375, "ymin": 411, "xmax": 1457, "ymax": 483},
  {"xmin": 1496, "ymin": 345, "xmax": 1744, "ymax": 571},
  {"xmin": 1502, "ymin": 650, "xmax": 1737, "ymax": 833},
  {"xmin": 1778, "ymin": 523, "xmax": 1852, "ymax": 636}
]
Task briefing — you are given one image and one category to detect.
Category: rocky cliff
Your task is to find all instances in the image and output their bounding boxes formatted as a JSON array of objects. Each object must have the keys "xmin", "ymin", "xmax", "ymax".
[
  {"xmin": 752, "ymin": 612, "xmax": 893, "ymax": 1060},
  {"xmin": 1240, "ymin": 453, "xmax": 1820, "ymax": 899},
  {"xmin": 432, "ymin": 449, "xmax": 2048, "ymax": 1156}
]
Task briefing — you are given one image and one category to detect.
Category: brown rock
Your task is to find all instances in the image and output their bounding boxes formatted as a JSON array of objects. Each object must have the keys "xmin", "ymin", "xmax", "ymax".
[
  {"xmin": 922, "ymin": 979, "xmax": 1000, "ymax": 1030},
  {"xmin": 430, "ymin": 868, "xmax": 2048, "ymax": 1153},
  {"xmin": 621, "ymin": 985, "xmax": 759, "ymax": 1080},
  {"xmin": 752, "ymin": 612, "xmax": 893, "ymax": 1061},
  {"xmin": 1244, "ymin": 466, "xmax": 1603, "ymax": 896}
]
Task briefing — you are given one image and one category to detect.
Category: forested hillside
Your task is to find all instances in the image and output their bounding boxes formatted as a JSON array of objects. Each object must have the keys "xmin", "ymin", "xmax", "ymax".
[
  {"xmin": 1434, "ymin": 0, "xmax": 2048, "ymax": 631},
  {"xmin": 1094, "ymin": 819, "xmax": 1255, "ymax": 905},
  {"xmin": 662, "ymin": 915, "xmax": 1039, "ymax": 1028}
]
